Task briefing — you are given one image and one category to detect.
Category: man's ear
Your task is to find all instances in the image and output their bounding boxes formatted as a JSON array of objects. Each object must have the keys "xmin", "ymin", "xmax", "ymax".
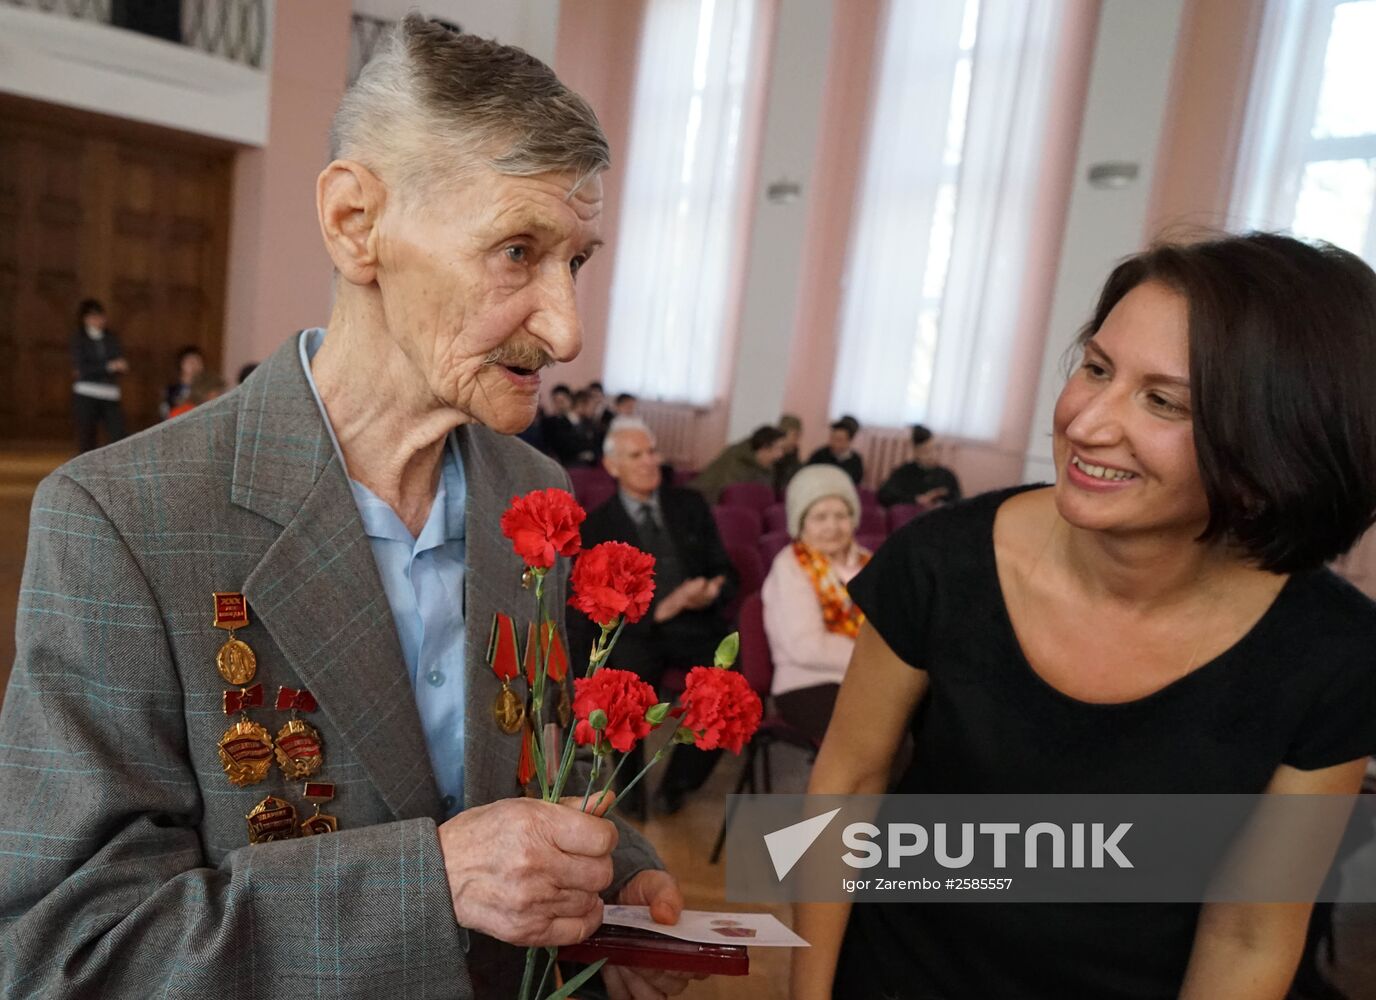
[{"xmin": 317, "ymin": 159, "xmax": 386, "ymax": 286}]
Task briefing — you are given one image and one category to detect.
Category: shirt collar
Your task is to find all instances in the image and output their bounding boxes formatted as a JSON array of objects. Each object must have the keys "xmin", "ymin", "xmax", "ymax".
[
  {"xmin": 618, "ymin": 487, "xmax": 660, "ymax": 522},
  {"xmin": 298, "ymin": 328, "xmax": 465, "ymax": 550}
]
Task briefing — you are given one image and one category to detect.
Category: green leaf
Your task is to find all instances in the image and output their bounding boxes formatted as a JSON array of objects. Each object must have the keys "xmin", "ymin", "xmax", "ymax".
[
  {"xmin": 645, "ymin": 702, "xmax": 672, "ymax": 725},
  {"xmin": 541, "ymin": 957, "xmax": 607, "ymax": 999},
  {"xmin": 714, "ymin": 632, "xmax": 740, "ymax": 668},
  {"xmin": 588, "ymin": 708, "xmax": 608, "ymax": 730},
  {"xmin": 673, "ymin": 726, "xmax": 697, "ymax": 745}
]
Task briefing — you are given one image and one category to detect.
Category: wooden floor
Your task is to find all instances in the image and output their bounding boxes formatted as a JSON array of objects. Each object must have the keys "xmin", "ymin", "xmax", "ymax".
[{"xmin": 6, "ymin": 448, "xmax": 1376, "ymax": 999}]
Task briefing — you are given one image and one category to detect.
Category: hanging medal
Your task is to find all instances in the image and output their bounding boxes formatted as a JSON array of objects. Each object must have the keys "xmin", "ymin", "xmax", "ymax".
[
  {"xmin": 246, "ymin": 794, "xmax": 297, "ymax": 843},
  {"xmin": 299, "ymin": 782, "xmax": 339, "ymax": 836},
  {"xmin": 525, "ymin": 621, "xmax": 572, "ymax": 729},
  {"xmin": 219, "ymin": 683, "xmax": 274, "ymax": 786},
  {"xmin": 488, "ymin": 612, "xmax": 525, "ymax": 735},
  {"xmin": 213, "ymin": 592, "xmax": 257, "ymax": 685},
  {"xmin": 274, "ymin": 687, "xmax": 324, "ymax": 780}
]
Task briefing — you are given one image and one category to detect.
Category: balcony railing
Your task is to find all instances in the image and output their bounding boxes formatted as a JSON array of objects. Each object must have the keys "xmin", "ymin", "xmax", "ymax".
[{"xmin": 4, "ymin": 0, "xmax": 267, "ymax": 69}]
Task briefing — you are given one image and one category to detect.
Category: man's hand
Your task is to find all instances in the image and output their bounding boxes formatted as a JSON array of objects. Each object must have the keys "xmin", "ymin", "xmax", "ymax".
[
  {"xmin": 106, "ymin": 358, "xmax": 129, "ymax": 374},
  {"xmin": 601, "ymin": 870, "xmax": 705, "ymax": 999},
  {"xmin": 654, "ymin": 576, "xmax": 725, "ymax": 622},
  {"xmin": 437, "ymin": 797, "xmax": 617, "ymax": 947}
]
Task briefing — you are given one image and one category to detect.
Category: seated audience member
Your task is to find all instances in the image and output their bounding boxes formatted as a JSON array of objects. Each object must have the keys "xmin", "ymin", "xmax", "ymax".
[
  {"xmin": 614, "ymin": 392, "xmax": 638, "ymax": 418},
  {"xmin": 877, "ymin": 424, "xmax": 962, "ymax": 508},
  {"xmin": 807, "ymin": 417, "xmax": 864, "ymax": 485},
  {"xmin": 162, "ymin": 345, "xmax": 205, "ymax": 419},
  {"xmin": 587, "ymin": 381, "xmax": 615, "ymax": 434},
  {"xmin": 572, "ymin": 417, "xmax": 738, "ymax": 814},
  {"xmin": 551, "ymin": 389, "xmax": 602, "ymax": 466},
  {"xmin": 541, "ymin": 383, "xmax": 574, "ymax": 456},
  {"xmin": 763, "ymin": 465, "xmax": 871, "ymax": 744},
  {"xmin": 690, "ymin": 425, "xmax": 787, "ymax": 503},
  {"xmin": 166, "ymin": 371, "xmax": 226, "ymax": 418},
  {"xmin": 774, "ymin": 414, "xmax": 804, "ymax": 492}
]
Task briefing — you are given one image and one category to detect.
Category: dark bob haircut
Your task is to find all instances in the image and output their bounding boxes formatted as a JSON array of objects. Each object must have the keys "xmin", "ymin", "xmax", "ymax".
[{"xmin": 1077, "ymin": 232, "xmax": 1376, "ymax": 573}]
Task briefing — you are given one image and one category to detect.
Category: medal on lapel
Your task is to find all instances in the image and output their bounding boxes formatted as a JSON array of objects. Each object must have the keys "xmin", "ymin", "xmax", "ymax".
[
  {"xmin": 246, "ymin": 794, "xmax": 297, "ymax": 843},
  {"xmin": 299, "ymin": 782, "xmax": 339, "ymax": 836},
  {"xmin": 219, "ymin": 684, "xmax": 274, "ymax": 786},
  {"xmin": 525, "ymin": 621, "xmax": 572, "ymax": 729},
  {"xmin": 274, "ymin": 687, "xmax": 324, "ymax": 780},
  {"xmin": 212, "ymin": 592, "xmax": 257, "ymax": 686},
  {"xmin": 488, "ymin": 613, "xmax": 525, "ymax": 735}
]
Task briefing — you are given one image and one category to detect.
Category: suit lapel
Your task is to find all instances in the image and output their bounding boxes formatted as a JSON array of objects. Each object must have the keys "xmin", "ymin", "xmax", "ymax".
[{"xmin": 232, "ymin": 337, "xmax": 440, "ymax": 821}]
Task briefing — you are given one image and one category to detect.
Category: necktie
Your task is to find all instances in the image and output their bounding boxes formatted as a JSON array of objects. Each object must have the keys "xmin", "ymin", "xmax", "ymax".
[{"xmin": 637, "ymin": 505, "xmax": 685, "ymax": 597}]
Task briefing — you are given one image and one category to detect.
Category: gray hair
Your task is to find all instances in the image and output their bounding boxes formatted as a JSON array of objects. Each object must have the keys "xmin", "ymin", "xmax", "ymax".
[
  {"xmin": 330, "ymin": 15, "xmax": 610, "ymax": 200},
  {"xmin": 603, "ymin": 417, "xmax": 656, "ymax": 459}
]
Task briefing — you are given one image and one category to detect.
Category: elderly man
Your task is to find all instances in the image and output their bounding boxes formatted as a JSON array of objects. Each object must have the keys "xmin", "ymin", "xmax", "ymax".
[
  {"xmin": 0, "ymin": 19, "xmax": 690, "ymax": 1000},
  {"xmin": 573, "ymin": 418, "xmax": 737, "ymax": 815}
]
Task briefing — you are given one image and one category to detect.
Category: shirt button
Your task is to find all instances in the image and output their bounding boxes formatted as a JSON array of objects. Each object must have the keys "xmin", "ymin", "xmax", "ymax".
[
  {"xmin": 426, "ymin": 670, "xmax": 446, "ymax": 687},
  {"xmin": 441, "ymin": 795, "xmax": 456, "ymax": 811}
]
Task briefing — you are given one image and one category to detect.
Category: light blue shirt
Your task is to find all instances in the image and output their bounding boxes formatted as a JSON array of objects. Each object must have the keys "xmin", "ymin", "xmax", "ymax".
[{"xmin": 299, "ymin": 329, "xmax": 468, "ymax": 819}]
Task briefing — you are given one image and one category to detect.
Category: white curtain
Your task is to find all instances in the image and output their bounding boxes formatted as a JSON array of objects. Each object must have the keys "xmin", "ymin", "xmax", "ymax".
[
  {"xmin": 603, "ymin": 0, "xmax": 759, "ymax": 405},
  {"xmin": 829, "ymin": 0, "xmax": 1068, "ymax": 439},
  {"xmin": 1231, "ymin": 0, "xmax": 1376, "ymax": 265}
]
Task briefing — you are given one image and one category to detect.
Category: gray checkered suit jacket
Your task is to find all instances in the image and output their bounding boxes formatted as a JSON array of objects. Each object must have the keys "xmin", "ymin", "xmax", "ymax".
[{"xmin": 0, "ymin": 334, "xmax": 661, "ymax": 998}]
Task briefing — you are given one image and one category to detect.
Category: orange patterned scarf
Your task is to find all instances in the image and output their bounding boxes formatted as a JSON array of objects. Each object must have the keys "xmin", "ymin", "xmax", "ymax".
[{"xmin": 792, "ymin": 541, "xmax": 871, "ymax": 638}]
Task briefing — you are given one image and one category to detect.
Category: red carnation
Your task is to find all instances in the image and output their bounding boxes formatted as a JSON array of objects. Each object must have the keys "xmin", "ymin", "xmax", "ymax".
[
  {"xmin": 572, "ymin": 668, "xmax": 659, "ymax": 753},
  {"xmin": 569, "ymin": 542, "xmax": 657, "ymax": 627},
  {"xmin": 500, "ymin": 489, "xmax": 585, "ymax": 569},
  {"xmin": 678, "ymin": 667, "xmax": 762, "ymax": 754}
]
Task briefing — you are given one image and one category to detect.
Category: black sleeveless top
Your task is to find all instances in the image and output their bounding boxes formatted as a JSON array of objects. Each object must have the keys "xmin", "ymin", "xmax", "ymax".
[{"xmin": 836, "ymin": 487, "xmax": 1376, "ymax": 1000}]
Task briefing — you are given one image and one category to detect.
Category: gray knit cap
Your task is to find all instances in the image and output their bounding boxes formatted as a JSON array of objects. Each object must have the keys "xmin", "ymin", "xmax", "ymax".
[{"xmin": 785, "ymin": 465, "xmax": 860, "ymax": 539}]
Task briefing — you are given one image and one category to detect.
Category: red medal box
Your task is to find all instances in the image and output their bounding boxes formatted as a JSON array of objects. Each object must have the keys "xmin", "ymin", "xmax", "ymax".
[{"xmin": 558, "ymin": 924, "xmax": 749, "ymax": 976}]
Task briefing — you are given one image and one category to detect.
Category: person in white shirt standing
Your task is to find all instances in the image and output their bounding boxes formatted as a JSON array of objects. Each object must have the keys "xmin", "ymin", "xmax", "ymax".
[{"xmin": 69, "ymin": 297, "xmax": 129, "ymax": 452}]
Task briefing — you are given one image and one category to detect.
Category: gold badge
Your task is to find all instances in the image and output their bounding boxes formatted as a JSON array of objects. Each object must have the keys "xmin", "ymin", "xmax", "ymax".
[
  {"xmin": 273, "ymin": 687, "xmax": 323, "ymax": 780},
  {"xmin": 246, "ymin": 795, "xmax": 297, "ymax": 843},
  {"xmin": 299, "ymin": 782, "xmax": 338, "ymax": 836},
  {"xmin": 488, "ymin": 613, "xmax": 526, "ymax": 735},
  {"xmin": 219, "ymin": 685, "xmax": 273, "ymax": 786},
  {"xmin": 212, "ymin": 593, "xmax": 257, "ymax": 686}
]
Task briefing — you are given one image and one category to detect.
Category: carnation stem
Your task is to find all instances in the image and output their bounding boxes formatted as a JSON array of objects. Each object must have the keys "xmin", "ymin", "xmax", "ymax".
[
  {"xmin": 579, "ymin": 743, "xmax": 603, "ymax": 812},
  {"xmin": 599, "ymin": 748, "xmax": 666, "ymax": 820},
  {"xmin": 519, "ymin": 946, "xmax": 538, "ymax": 1000},
  {"xmin": 530, "ymin": 576, "xmax": 550, "ymax": 800},
  {"xmin": 588, "ymin": 748, "xmax": 635, "ymax": 814}
]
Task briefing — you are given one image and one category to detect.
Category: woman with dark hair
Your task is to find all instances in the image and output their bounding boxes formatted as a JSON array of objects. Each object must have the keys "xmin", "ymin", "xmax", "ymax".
[
  {"xmin": 794, "ymin": 233, "xmax": 1376, "ymax": 1000},
  {"xmin": 69, "ymin": 298, "xmax": 129, "ymax": 452}
]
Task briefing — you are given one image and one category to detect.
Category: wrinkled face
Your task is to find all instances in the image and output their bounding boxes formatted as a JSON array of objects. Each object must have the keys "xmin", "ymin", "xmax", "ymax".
[
  {"xmin": 829, "ymin": 428, "xmax": 852, "ymax": 453},
  {"xmin": 603, "ymin": 427, "xmax": 662, "ymax": 499},
  {"xmin": 800, "ymin": 496, "xmax": 855, "ymax": 557},
  {"xmin": 373, "ymin": 168, "xmax": 604, "ymax": 434},
  {"xmin": 1052, "ymin": 280, "xmax": 1208, "ymax": 537}
]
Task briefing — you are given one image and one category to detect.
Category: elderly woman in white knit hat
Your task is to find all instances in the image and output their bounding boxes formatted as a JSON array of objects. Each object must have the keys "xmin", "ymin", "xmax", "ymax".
[{"xmin": 761, "ymin": 464, "xmax": 872, "ymax": 743}]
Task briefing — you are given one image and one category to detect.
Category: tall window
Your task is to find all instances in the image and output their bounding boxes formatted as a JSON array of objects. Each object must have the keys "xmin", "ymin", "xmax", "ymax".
[
  {"xmin": 829, "ymin": 0, "xmax": 1069, "ymax": 438},
  {"xmin": 1232, "ymin": 0, "xmax": 1376, "ymax": 264},
  {"xmin": 603, "ymin": 0, "xmax": 759, "ymax": 405}
]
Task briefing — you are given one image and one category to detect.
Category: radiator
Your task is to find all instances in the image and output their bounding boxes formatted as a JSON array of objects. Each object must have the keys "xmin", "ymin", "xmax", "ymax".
[{"xmin": 637, "ymin": 401, "xmax": 706, "ymax": 467}]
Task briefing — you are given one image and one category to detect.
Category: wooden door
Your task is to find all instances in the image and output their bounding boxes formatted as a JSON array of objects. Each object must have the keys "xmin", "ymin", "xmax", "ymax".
[{"xmin": 0, "ymin": 96, "xmax": 233, "ymax": 444}]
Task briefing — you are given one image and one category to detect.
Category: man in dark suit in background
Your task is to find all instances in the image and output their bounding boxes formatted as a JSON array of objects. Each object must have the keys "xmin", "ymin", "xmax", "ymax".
[{"xmin": 573, "ymin": 417, "xmax": 738, "ymax": 815}]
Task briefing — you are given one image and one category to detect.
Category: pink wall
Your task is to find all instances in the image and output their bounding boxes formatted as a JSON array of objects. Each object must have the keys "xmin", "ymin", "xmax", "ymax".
[
  {"xmin": 549, "ymin": 0, "xmax": 647, "ymax": 399},
  {"xmin": 221, "ymin": 1, "xmax": 351, "ymax": 379},
  {"xmin": 1145, "ymin": 0, "xmax": 1267, "ymax": 238}
]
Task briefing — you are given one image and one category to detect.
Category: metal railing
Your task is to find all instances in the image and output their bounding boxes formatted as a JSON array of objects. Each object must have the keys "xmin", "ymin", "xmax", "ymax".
[{"xmin": 4, "ymin": 0, "xmax": 267, "ymax": 69}]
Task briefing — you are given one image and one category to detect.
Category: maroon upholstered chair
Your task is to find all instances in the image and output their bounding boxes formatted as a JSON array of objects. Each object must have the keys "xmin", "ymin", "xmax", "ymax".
[
  {"xmin": 712, "ymin": 504, "xmax": 763, "ymax": 552},
  {"xmin": 758, "ymin": 530, "xmax": 791, "ymax": 568},
  {"xmin": 762, "ymin": 502, "xmax": 789, "ymax": 534},
  {"xmin": 722, "ymin": 542, "xmax": 764, "ymax": 624},
  {"xmin": 565, "ymin": 466, "xmax": 616, "ymax": 511},
  {"xmin": 887, "ymin": 503, "xmax": 921, "ymax": 533},
  {"xmin": 856, "ymin": 531, "xmax": 886, "ymax": 555},
  {"xmin": 859, "ymin": 503, "xmax": 887, "ymax": 535},
  {"xmin": 710, "ymin": 592, "xmax": 820, "ymax": 862},
  {"xmin": 719, "ymin": 481, "xmax": 777, "ymax": 514}
]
